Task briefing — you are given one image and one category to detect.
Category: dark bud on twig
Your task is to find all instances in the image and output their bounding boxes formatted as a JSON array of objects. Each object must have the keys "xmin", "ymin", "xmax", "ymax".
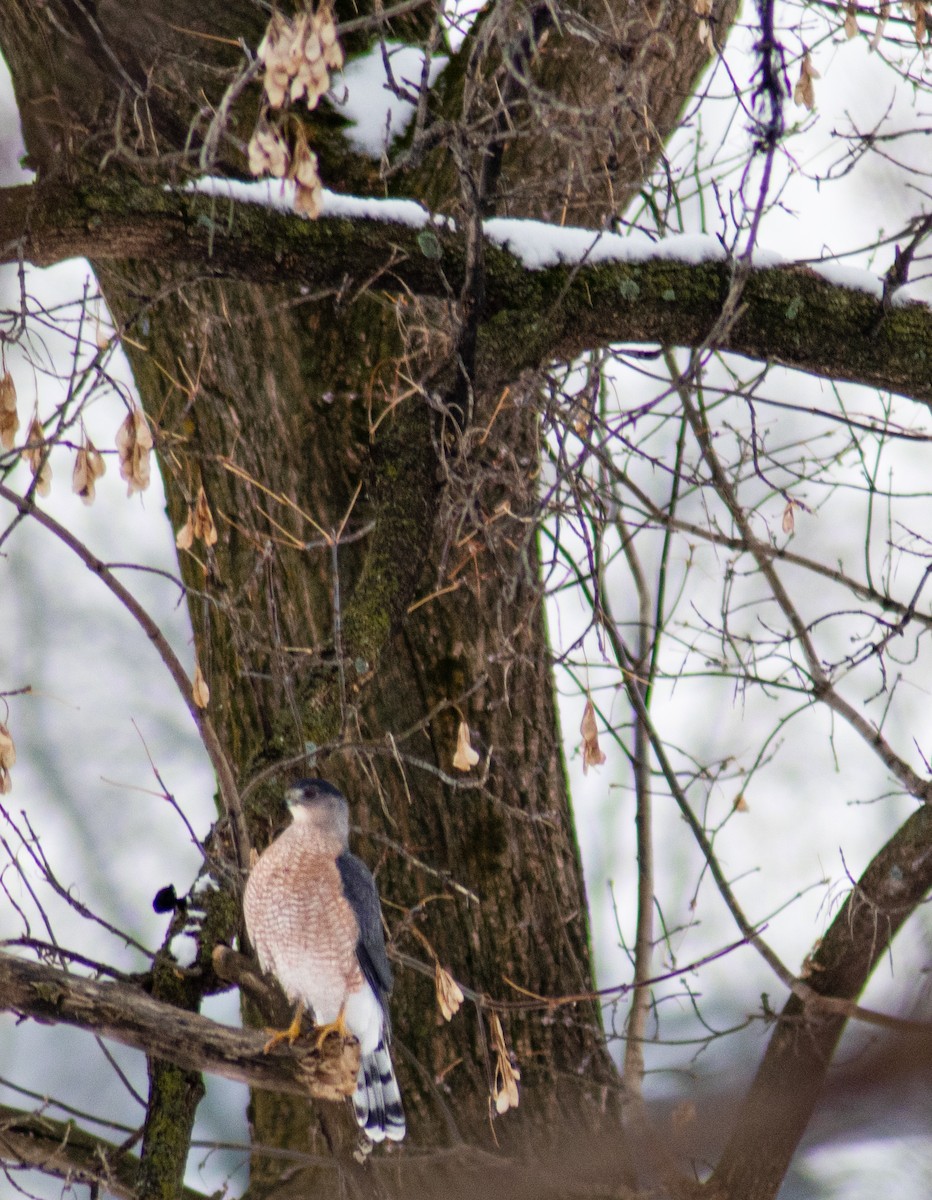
[{"xmin": 152, "ymin": 884, "xmax": 186, "ymax": 914}]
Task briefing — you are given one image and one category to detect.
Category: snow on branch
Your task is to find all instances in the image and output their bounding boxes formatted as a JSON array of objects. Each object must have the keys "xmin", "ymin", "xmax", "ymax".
[{"xmin": 1, "ymin": 179, "xmax": 930, "ymax": 404}]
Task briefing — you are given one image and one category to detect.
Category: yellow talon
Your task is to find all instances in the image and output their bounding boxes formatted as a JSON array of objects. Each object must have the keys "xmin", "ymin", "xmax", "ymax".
[
  {"xmin": 313, "ymin": 1004, "xmax": 348, "ymax": 1051},
  {"xmin": 262, "ymin": 1002, "xmax": 304, "ymax": 1054}
]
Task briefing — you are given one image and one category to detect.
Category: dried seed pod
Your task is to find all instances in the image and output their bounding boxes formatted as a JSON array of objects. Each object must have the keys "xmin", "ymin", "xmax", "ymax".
[
  {"xmin": 72, "ymin": 433, "xmax": 106, "ymax": 506},
  {"xmin": 116, "ymin": 406, "xmax": 153, "ymax": 496},
  {"xmin": 192, "ymin": 486, "xmax": 219, "ymax": 546},
  {"xmin": 434, "ymin": 963, "xmax": 465, "ymax": 1022},
  {"xmin": 23, "ymin": 415, "xmax": 52, "ymax": 496},
  {"xmin": 0, "ymin": 370, "xmax": 19, "ymax": 451},
  {"xmin": 452, "ymin": 719, "xmax": 479, "ymax": 771},
  {"xmin": 192, "ymin": 663, "xmax": 210, "ymax": 708},
  {"xmin": 580, "ymin": 698, "xmax": 606, "ymax": 774}
]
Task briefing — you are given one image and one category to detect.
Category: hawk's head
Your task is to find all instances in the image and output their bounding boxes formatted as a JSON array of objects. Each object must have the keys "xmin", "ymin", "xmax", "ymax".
[{"xmin": 285, "ymin": 778, "xmax": 350, "ymax": 845}]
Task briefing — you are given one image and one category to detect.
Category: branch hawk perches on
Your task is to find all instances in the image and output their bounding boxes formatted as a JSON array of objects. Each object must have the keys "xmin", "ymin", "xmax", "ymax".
[{"xmin": 243, "ymin": 778, "xmax": 405, "ymax": 1142}]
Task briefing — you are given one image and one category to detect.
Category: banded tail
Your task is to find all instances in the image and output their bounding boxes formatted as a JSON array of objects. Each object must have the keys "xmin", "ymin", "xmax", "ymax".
[{"xmin": 354, "ymin": 1036, "xmax": 406, "ymax": 1142}]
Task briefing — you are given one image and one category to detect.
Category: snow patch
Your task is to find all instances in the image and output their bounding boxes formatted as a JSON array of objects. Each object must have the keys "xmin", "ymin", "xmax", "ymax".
[
  {"xmin": 484, "ymin": 219, "xmax": 638, "ymax": 268},
  {"xmin": 184, "ymin": 180, "xmax": 928, "ymax": 306},
  {"xmin": 483, "ymin": 219, "xmax": 727, "ymax": 270},
  {"xmin": 333, "ymin": 42, "xmax": 448, "ymax": 156},
  {"xmin": 187, "ymin": 176, "xmax": 438, "ymax": 227},
  {"xmin": 169, "ymin": 932, "xmax": 199, "ymax": 969},
  {"xmin": 324, "ymin": 189, "xmax": 448, "ymax": 227},
  {"xmin": 811, "ymin": 259, "xmax": 884, "ymax": 300}
]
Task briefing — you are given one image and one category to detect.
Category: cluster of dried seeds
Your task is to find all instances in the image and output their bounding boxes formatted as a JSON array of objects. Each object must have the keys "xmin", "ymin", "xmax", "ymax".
[
  {"xmin": 247, "ymin": 5, "xmax": 344, "ymax": 219},
  {"xmin": 2, "ymin": 367, "xmax": 154, "ymax": 506},
  {"xmin": 258, "ymin": 6, "xmax": 343, "ymax": 109},
  {"xmin": 115, "ymin": 405, "xmax": 153, "ymax": 496}
]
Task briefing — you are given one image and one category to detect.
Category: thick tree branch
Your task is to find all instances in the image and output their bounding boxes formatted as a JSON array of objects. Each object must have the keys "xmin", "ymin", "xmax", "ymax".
[
  {"xmin": 416, "ymin": 0, "xmax": 740, "ymax": 223},
  {"xmin": 0, "ymin": 952, "xmax": 357, "ymax": 1102},
  {"xmin": 2, "ymin": 180, "xmax": 930, "ymax": 404}
]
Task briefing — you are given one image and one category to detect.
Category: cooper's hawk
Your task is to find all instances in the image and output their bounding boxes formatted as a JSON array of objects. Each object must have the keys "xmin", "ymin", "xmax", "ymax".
[{"xmin": 243, "ymin": 778, "xmax": 406, "ymax": 1142}]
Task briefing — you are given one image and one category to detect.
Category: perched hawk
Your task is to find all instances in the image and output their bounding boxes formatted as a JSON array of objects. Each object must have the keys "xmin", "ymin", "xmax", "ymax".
[{"xmin": 243, "ymin": 778, "xmax": 405, "ymax": 1142}]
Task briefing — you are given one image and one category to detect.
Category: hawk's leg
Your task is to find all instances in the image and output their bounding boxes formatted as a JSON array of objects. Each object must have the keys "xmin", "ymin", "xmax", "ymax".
[
  {"xmin": 262, "ymin": 1001, "xmax": 305, "ymax": 1054},
  {"xmin": 313, "ymin": 1003, "xmax": 348, "ymax": 1050}
]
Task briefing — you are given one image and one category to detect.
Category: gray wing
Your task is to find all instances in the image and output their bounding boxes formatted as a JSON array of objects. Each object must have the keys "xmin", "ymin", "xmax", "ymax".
[{"xmin": 336, "ymin": 851, "xmax": 393, "ymax": 1002}]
